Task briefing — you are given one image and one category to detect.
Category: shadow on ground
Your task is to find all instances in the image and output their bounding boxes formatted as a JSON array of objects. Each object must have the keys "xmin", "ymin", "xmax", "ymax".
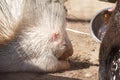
[
  {"xmin": 70, "ymin": 61, "xmax": 99, "ymax": 70},
  {"xmin": 99, "ymin": 0, "xmax": 116, "ymax": 3},
  {"xmin": 0, "ymin": 72, "xmax": 80, "ymax": 80},
  {"xmin": 0, "ymin": 60, "xmax": 98, "ymax": 80},
  {"xmin": 66, "ymin": 18, "xmax": 90, "ymax": 23}
]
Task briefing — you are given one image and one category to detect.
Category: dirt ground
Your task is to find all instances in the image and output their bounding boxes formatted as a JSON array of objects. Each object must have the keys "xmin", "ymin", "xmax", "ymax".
[{"xmin": 0, "ymin": 0, "xmax": 114, "ymax": 80}]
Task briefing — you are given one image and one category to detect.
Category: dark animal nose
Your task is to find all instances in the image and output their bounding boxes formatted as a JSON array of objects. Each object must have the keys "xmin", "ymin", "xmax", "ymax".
[{"xmin": 58, "ymin": 42, "xmax": 73, "ymax": 60}]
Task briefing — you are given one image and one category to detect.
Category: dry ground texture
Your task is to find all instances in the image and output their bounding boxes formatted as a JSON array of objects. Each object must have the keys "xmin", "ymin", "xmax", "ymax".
[{"xmin": 0, "ymin": 0, "xmax": 114, "ymax": 80}]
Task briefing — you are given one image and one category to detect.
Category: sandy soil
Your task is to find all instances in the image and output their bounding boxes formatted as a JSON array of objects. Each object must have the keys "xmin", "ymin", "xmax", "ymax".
[{"xmin": 0, "ymin": 0, "xmax": 114, "ymax": 80}]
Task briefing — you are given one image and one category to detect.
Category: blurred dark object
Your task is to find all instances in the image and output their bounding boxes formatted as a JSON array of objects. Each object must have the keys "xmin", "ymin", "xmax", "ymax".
[
  {"xmin": 98, "ymin": 10, "xmax": 111, "ymax": 41},
  {"xmin": 90, "ymin": 8, "xmax": 112, "ymax": 43},
  {"xmin": 100, "ymin": 0, "xmax": 116, "ymax": 3}
]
